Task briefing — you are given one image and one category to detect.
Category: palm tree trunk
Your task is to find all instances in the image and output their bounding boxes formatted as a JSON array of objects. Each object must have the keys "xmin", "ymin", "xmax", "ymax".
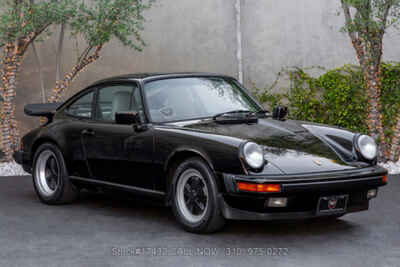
[
  {"xmin": 0, "ymin": 43, "xmax": 22, "ymax": 161},
  {"xmin": 49, "ymin": 45, "xmax": 103, "ymax": 103},
  {"xmin": 362, "ymin": 60, "xmax": 388, "ymax": 160},
  {"xmin": 390, "ymin": 115, "xmax": 400, "ymax": 161}
]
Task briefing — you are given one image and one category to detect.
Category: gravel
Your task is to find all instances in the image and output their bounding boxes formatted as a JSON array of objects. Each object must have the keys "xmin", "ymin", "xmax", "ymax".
[
  {"xmin": 0, "ymin": 160, "xmax": 398, "ymax": 176},
  {"xmin": 0, "ymin": 161, "xmax": 29, "ymax": 177},
  {"xmin": 379, "ymin": 160, "xmax": 400, "ymax": 175}
]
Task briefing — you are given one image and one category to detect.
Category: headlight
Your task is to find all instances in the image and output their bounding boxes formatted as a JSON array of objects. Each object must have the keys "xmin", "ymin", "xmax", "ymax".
[
  {"xmin": 355, "ymin": 135, "xmax": 377, "ymax": 160},
  {"xmin": 242, "ymin": 142, "xmax": 264, "ymax": 169}
]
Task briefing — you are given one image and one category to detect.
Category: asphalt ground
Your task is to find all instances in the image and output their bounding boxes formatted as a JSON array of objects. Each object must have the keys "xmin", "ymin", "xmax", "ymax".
[{"xmin": 0, "ymin": 175, "xmax": 398, "ymax": 267}]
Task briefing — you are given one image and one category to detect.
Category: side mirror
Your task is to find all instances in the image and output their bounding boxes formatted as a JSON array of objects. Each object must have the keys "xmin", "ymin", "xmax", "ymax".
[
  {"xmin": 115, "ymin": 112, "xmax": 141, "ymax": 125},
  {"xmin": 272, "ymin": 106, "xmax": 288, "ymax": 121}
]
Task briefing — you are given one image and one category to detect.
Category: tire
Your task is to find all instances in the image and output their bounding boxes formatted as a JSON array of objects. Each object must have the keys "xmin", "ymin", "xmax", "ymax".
[
  {"xmin": 32, "ymin": 143, "xmax": 79, "ymax": 204},
  {"xmin": 171, "ymin": 157, "xmax": 225, "ymax": 233}
]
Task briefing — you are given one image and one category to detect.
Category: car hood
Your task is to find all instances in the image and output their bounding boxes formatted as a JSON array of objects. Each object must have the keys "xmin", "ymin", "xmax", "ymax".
[{"xmin": 175, "ymin": 118, "xmax": 356, "ymax": 175}]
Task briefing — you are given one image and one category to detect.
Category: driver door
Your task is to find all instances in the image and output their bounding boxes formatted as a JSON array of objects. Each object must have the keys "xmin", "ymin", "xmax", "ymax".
[{"xmin": 82, "ymin": 82, "xmax": 155, "ymax": 189}]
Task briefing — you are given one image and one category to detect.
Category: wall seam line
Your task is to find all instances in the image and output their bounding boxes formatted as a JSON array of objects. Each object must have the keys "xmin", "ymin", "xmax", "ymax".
[{"xmin": 235, "ymin": 0, "xmax": 243, "ymax": 83}]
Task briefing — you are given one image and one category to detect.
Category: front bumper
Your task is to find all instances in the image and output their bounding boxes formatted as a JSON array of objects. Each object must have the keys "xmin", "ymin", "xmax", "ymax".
[
  {"xmin": 219, "ymin": 166, "xmax": 387, "ymax": 220},
  {"xmin": 13, "ymin": 150, "xmax": 32, "ymax": 174}
]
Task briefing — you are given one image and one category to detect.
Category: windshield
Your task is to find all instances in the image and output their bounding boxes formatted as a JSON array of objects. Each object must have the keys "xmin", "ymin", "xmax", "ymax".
[{"xmin": 144, "ymin": 77, "xmax": 261, "ymax": 123}]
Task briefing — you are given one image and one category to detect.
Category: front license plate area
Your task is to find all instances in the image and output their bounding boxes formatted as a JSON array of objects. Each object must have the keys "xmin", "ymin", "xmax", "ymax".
[{"xmin": 317, "ymin": 195, "xmax": 348, "ymax": 214}]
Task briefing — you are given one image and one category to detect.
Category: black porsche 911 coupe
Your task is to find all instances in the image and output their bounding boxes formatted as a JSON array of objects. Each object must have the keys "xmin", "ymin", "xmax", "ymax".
[{"xmin": 14, "ymin": 73, "xmax": 387, "ymax": 233}]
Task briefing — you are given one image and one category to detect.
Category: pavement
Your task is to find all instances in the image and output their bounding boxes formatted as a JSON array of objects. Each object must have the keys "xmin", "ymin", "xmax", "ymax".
[{"xmin": 0, "ymin": 175, "xmax": 398, "ymax": 267}]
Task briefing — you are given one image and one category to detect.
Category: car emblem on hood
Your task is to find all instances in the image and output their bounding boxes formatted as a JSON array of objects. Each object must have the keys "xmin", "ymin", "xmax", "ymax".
[{"xmin": 313, "ymin": 160, "xmax": 322, "ymax": 166}]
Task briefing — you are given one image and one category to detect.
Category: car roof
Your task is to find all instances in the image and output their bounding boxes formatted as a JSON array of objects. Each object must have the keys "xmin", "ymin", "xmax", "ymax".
[{"xmin": 89, "ymin": 72, "xmax": 236, "ymax": 87}]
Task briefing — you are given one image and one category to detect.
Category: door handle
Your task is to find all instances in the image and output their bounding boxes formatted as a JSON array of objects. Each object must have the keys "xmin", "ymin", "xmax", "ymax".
[{"xmin": 82, "ymin": 129, "xmax": 95, "ymax": 136}]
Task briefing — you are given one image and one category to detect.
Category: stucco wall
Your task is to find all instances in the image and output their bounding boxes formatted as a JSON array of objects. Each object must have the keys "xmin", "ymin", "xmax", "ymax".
[
  {"xmin": 16, "ymin": 0, "xmax": 238, "ymax": 132},
  {"xmin": 241, "ymin": 0, "xmax": 400, "ymax": 88},
  {"xmin": 13, "ymin": 0, "xmax": 400, "ymax": 132}
]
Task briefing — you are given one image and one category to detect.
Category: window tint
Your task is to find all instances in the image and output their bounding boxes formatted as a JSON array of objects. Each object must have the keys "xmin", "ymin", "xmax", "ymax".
[
  {"xmin": 65, "ymin": 91, "xmax": 95, "ymax": 118},
  {"xmin": 144, "ymin": 77, "xmax": 260, "ymax": 122},
  {"xmin": 96, "ymin": 84, "xmax": 144, "ymax": 122}
]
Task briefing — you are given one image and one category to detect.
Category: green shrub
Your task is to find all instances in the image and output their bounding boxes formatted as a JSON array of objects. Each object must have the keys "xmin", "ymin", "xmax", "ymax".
[{"xmin": 253, "ymin": 62, "xmax": 400, "ymax": 139}]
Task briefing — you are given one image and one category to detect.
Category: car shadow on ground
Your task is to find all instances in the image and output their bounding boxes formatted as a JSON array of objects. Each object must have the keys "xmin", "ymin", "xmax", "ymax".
[{"xmin": 74, "ymin": 189, "xmax": 358, "ymax": 237}]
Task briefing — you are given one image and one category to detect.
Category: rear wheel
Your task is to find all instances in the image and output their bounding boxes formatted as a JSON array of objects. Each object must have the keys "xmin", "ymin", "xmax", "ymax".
[
  {"xmin": 171, "ymin": 157, "xmax": 225, "ymax": 233},
  {"xmin": 32, "ymin": 143, "xmax": 79, "ymax": 204}
]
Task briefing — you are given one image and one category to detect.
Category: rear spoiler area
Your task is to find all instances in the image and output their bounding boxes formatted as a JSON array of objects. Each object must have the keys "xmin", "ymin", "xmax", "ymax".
[{"xmin": 24, "ymin": 102, "xmax": 62, "ymax": 121}]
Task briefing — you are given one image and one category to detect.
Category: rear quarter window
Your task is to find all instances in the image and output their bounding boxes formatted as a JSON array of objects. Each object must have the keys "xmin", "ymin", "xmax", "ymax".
[{"xmin": 64, "ymin": 91, "xmax": 95, "ymax": 118}]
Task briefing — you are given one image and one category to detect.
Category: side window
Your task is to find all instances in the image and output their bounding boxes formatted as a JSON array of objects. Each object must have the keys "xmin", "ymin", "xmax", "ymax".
[
  {"xmin": 96, "ymin": 84, "xmax": 143, "ymax": 122},
  {"xmin": 65, "ymin": 91, "xmax": 95, "ymax": 118}
]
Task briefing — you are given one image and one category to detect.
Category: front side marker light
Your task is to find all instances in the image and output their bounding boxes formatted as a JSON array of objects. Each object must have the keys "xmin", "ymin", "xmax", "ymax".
[{"xmin": 237, "ymin": 182, "xmax": 280, "ymax": 193}]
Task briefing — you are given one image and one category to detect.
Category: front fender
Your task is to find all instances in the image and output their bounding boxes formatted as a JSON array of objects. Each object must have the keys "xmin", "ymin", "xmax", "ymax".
[
  {"xmin": 164, "ymin": 146, "xmax": 215, "ymax": 172},
  {"xmin": 154, "ymin": 126, "xmax": 245, "ymax": 175}
]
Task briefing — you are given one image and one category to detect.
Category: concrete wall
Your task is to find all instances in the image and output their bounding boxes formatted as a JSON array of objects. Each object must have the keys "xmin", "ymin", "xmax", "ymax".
[
  {"xmin": 241, "ymin": 0, "xmax": 400, "ymax": 88},
  {"xmin": 13, "ymin": 0, "xmax": 400, "ymax": 133},
  {"xmin": 16, "ymin": 0, "xmax": 238, "ymax": 132}
]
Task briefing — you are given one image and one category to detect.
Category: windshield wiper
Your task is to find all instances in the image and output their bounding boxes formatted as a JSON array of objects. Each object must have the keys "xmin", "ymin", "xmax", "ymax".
[
  {"xmin": 212, "ymin": 109, "xmax": 260, "ymax": 124},
  {"xmin": 212, "ymin": 110, "xmax": 254, "ymax": 120},
  {"xmin": 212, "ymin": 109, "xmax": 270, "ymax": 120}
]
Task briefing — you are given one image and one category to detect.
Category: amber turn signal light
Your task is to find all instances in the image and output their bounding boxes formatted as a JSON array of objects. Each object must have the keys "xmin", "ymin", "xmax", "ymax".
[
  {"xmin": 382, "ymin": 175, "xmax": 387, "ymax": 183},
  {"xmin": 237, "ymin": 182, "xmax": 281, "ymax": 193}
]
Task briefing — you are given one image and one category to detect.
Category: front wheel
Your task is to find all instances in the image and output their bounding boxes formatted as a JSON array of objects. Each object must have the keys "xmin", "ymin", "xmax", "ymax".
[
  {"xmin": 32, "ymin": 143, "xmax": 79, "ymax": 204},
  {"xmin": 171, "ymin": 157, "xmax": 225, "ymax": 233}
]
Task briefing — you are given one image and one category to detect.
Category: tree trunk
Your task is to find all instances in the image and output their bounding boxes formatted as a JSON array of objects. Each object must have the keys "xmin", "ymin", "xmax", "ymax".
[
  {"xmin": 361, "ymin": 60, "xmax": 389, "ymax": 160},
  {"xmin": 0, "ymin": 43, "xmax": 22, "ymax": 161},
  {"xmin": 48, "ymin": 45, "xmax": 103, "ymax": 103},
  {"xmin": 390, "ymin": 113, "xmax": 400, "ymax": 161}
]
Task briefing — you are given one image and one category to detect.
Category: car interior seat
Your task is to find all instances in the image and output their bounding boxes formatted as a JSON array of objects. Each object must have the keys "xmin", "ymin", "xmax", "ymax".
[{"xmin": 111, "ymin": 91, "xmax": 133, "ymax": 121}]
